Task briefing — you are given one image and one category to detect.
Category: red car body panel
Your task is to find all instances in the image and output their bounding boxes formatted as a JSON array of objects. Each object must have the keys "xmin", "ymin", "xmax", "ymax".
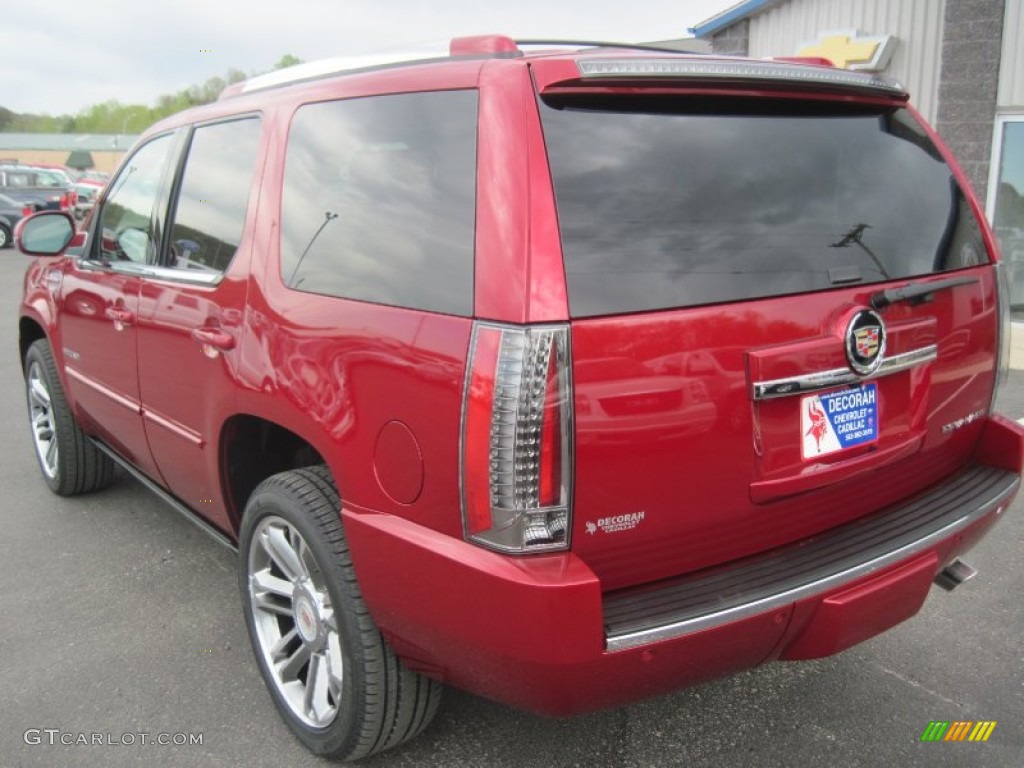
[
  {"xmin": 570, "ymin": 269, "xmax": 997, "ymax": 590},
  {"xmin": 342, "ymin": 415, "xmax": 1020, "ymax": 715},
  {"xmin": 17, "ymin": 47, "xmax": 1024, "ymax": 718}
]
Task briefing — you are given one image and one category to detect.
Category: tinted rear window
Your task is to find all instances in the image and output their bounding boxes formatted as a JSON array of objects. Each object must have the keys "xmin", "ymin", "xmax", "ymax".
[{"xmin": 539, "ymin": 96, "xmax": 988, "ymax": 317}]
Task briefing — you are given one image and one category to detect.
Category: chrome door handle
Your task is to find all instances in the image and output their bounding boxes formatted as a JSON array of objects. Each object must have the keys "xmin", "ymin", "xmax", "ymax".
[
  {"xmin": 191, "ymin": 327, "xmax": 235, "ymax": 351},
  {"xmin": 104, "ymin": 307, "xmax": 134, "ymax": 326}
]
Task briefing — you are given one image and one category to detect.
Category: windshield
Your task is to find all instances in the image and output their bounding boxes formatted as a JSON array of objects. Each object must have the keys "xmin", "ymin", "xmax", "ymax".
[{"xmin": 539, "ymin": 95, "xmax": 988, "ymax": 317}]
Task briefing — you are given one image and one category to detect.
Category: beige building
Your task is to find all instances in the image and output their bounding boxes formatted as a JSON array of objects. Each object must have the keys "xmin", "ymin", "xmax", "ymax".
[{"xmin": 0, "ymin": 133, "xmax": 139, "ymax": 174}]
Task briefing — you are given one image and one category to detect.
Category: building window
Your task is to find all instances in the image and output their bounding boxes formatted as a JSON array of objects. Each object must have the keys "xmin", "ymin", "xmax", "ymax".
[{"xmin": 989, "ymin": 118, "xmax": 1024, "ymax": 308}]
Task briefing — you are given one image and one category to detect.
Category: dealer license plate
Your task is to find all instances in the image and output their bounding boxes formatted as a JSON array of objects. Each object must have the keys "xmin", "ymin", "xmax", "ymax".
[{"xmin": 801, "ymin": 383, "xmax": 878, "ymax": 460}]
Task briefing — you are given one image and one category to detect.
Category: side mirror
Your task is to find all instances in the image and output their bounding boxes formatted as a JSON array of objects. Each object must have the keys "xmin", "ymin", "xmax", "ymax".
[{"xmin": 16, "ymin": 211, "xmax": 76, "ymax": 257}]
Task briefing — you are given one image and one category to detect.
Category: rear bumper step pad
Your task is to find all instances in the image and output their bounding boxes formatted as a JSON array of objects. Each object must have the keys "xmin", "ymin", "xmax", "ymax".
[{"xmin": 604, "ymin": 464, "xmax": 1017, "ymax": 651}]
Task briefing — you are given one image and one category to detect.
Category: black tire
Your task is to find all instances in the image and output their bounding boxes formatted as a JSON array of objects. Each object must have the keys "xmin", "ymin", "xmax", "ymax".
[
  {"xmin": 238, "ymin": 466, "xmax": 441, "ymax": 760},
  {"xmin": 0, "ymin": 222, "xmax": 11, "ymax": 249},
  {"xmin": 24, "ymin": 339, "xmax": 115, "ymax": 496}
]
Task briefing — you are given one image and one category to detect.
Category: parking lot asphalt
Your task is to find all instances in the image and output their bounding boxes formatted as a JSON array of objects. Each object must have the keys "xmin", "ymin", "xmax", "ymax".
[{"xmin": 0, "ymin": 250, "xmax": 1022, "ymax": 768}]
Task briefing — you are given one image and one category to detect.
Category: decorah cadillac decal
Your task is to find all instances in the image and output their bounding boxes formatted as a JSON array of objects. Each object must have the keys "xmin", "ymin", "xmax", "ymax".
[{"xmin": 802, "ymin": 310, "xmax": 886, "ymax": 459}]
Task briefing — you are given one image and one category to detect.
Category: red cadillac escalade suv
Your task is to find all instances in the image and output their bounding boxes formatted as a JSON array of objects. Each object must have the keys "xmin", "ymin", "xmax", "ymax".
[{"xmin": 15, "ymin": 36, "xmax": 1024, "ymax": 760}]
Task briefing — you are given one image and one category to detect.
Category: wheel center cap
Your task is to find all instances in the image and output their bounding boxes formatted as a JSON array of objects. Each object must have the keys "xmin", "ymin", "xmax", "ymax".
[{"xmin": 294, "ymin": 594, "xmax": 319, "ymax": 643}]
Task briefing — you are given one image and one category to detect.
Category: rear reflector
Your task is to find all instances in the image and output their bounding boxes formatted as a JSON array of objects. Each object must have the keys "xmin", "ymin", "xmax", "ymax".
[
  {"xmin": 462, "ymin": 323, "xmax": 572, "ymax": 553},
  {"xmin": 576, "ymin": 58, "xmax": 907, "ymax": 98}
]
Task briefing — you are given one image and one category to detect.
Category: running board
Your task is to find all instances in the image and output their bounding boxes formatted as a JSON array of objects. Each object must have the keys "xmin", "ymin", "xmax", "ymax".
[{"xmin": 91, "ymin": 439, "xmax": 238, "ymax": 553}]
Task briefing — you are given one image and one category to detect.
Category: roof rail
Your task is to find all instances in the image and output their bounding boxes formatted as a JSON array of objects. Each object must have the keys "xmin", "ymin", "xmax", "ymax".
[
  {"xmin": 515, "ymin": 39, "xmax": 693, "ymax": 54},
  {"xmin": 220, "ymin": 35, "xmax": 523, "ymax": 100}
]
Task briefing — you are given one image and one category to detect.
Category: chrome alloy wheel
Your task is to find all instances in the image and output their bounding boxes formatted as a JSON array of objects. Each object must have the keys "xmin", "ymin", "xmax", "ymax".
[
  {"xmin": 27, "ymin": 361, "xmax": 58, "ymax": 479},
  {"xmin": 247, "ymin": 516, "xmax": 344, "ymax": 728}
]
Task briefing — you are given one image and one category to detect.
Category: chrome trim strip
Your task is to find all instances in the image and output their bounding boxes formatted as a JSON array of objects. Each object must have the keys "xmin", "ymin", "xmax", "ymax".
[
  {"xmin": 142, "ymin": 265, "xmax": 222, "ymax": 285},
  {"xmin": 752, "ymin": 345, "xmax": 937, "ymax": 401},
  {"xmin": 65, "ymin": 366, "xmax": 141, "ymax": 413},
  {"xmin": 78, "ymin": 260, "xmax": 158, "ymax": 277},
  {"xmin": 142, "ymin": 409, "xmax": 205, "ymax": 447},
  {"xmin": 605, "ymin": 469, "xmax": 1017, "ymax": 652},
  {"xmin": 78, "ymin": 259, "xmax": 222, "ymax": 285}
]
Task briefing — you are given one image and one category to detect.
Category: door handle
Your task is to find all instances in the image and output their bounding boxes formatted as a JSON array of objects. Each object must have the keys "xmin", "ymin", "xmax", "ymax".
[
  {"xmin": 191, "ymin": 327, "xmax": 235, "ymax": 351},
  {"xmin": 104, "ymin": 307, "xmax": 134, "ymax": 326}
]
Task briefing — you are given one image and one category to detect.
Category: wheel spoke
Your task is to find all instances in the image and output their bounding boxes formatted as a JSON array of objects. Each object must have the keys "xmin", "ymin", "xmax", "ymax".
[
  {"xmin": 297, "ymin": 536, "xmax": 319, "ymax": 585},
  {"xmin": 278, "ymin": 639, "xmax": 312, "ymax": 682},
  {"xmin": 45, "ymin": 438, "xmax": 58, "ymax": 468},
  {"xmin": 251, "ymin": 568, "xmax": 293, "ymax": 599},
  {"xmin": 261, "ymin": 525, "xmax": 308, "ymax": 582},
  {"xmin": 305, "ymin": 651, "xmax": 332, "ymax": 722},
  {"xmin": 325, "ymin": 631, "xmax": 344, "ymax": 698},
  {"xmin": 35, "ymin": 421, "xmax": 54, "ymax": 441},
  {"xmin": 30, "ymin": 378, "xmax": 50, "ymax": 407},
  {"xmin": 268, "ymin": 627, "xmax": 299, "ymax": 662},
  {"xmin": 321, "ymin": 604, "xmax": 337, "ymax": 632},
  {"xmin": 252, "ymin": 589, "xmax": 291, "ymax": 618}
]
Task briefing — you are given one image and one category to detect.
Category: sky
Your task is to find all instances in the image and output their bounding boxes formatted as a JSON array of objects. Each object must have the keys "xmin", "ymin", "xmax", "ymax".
[{"xmin": 2, "ymin": 0, "xmax": 737, "ymax": 117}]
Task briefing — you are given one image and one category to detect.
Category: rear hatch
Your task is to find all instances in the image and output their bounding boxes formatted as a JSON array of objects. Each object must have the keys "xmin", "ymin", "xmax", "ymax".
[{"xmin": 533, "ymin": 57, "xmax": 1001, "ymax": 591}]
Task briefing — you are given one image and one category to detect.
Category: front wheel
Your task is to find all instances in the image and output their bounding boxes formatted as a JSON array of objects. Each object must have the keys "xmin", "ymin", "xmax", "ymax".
[
  {"xmin": 24, "ymin": 340, "xmax": 114, "ymax": 495},
  {"xmin": 238, "ymin": 466, "xmax": 441, "ymax": 760}
]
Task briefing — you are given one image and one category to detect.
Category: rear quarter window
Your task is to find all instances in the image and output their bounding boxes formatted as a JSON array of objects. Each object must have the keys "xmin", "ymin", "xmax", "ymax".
[
  {"xmin": 539, "ymin": 95, "xmax": 988, "ymax": 317},
  {"xmin": 280, "ymin": 90, "xmax": 478, "ymax": 315}
]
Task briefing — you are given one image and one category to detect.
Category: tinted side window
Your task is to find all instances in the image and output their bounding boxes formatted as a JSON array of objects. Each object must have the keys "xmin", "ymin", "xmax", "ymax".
[
  {"xmin": 166, "ymin": 118, "xmax": 262, "ymax": 274},
  {"xmin": 96, "ymin": 135, "xmax": 174, "ymax": 263},
  {"xmin": 281, "ymin": 90, "xmax": 477, "ymax": 315}
]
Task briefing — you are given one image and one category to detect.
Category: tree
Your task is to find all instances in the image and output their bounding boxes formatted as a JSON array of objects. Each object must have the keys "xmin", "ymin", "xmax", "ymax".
[
  {"xmin": 1, "ymin": 54, "xmax": 307, "ymax": 134},
  {"xmin": 274, "ymin": 54, "xmax": 304, "ymax": 70}
]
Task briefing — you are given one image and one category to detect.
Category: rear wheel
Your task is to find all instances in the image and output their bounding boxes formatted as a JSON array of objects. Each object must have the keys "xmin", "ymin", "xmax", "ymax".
[
  {"xmin": 0, "ymin": 223, "xmax": 11, "ymax": 248},
  {"xmin": 24, "ymin": 340, "xmax": 114, "ymax": 495},
  {"xmin": 238, "ymin": 466, "xmax": 441, "ymax": 760}
]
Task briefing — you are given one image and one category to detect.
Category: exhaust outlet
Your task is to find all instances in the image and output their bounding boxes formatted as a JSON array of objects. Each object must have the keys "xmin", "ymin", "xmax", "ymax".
[{"xmin": 934, "ymin": 559, "xmax": 977, "ymax": 592}]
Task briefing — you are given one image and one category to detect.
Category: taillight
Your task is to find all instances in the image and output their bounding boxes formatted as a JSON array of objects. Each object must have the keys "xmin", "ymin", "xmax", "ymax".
[
  {"xmin": 461, "ymin": 323, "xmax": 572, "ymax": 553},
  {"xmin": 59, "ymin": 194, "xmax": 69, "ymax": 209},
  {"xmin": 22, "ymin": 206, "xmax": 31, "ymax": 217}
]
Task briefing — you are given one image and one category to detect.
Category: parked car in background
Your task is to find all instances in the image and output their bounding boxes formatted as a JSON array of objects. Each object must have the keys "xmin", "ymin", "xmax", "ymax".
[
  {"xmin": 0, "ymin": 165, "xmax": 76, "ymax": 213},
  {"xmin": 28, "ymin": 164, "xmax": 81, "ymax": 183},
  {"xmin": 80, "ymin": 170, "xmax": 111, "ymax": 183},
  {"xmin": 0, "ymin": 192, "xmax": 39, "ymax": 248},
  {"xmin": 14, "ymin": 36, "xmax": 1024, "ymax": 762},
  {"xmin": 72, "ymin": 180, "xmax": 103, "ymax": 221}
]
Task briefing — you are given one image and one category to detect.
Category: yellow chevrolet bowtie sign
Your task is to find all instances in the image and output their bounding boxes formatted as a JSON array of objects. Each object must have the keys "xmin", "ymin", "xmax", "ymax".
[{"xmin": 796, "ymin": 30, "xmax": 897, "ymax": 71}]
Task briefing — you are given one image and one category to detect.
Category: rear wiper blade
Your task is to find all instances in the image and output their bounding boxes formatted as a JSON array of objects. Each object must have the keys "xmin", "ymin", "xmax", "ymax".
[{"xmin": 870, "ymin": 275, "xmax": 979, "ymax": 310}]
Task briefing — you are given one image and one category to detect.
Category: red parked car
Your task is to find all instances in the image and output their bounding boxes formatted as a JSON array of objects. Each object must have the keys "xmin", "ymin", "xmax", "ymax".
[{"xmin": 15, "ymin": 36, "xmax": 1023, "ymax": 761}]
